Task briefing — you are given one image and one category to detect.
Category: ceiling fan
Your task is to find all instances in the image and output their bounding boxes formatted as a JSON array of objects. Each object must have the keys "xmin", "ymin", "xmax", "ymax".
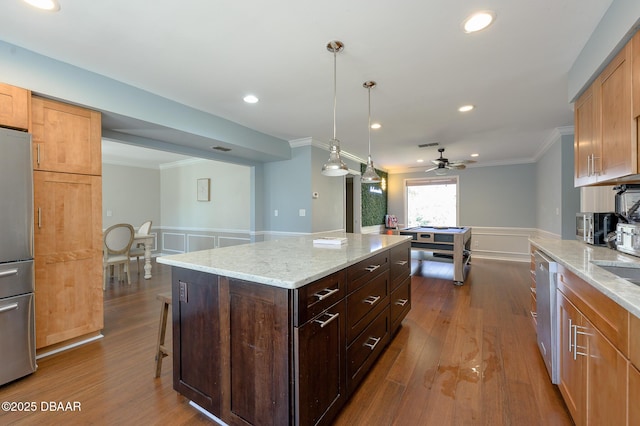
[{"xmin": 425, "ymin": 148, "xmax": 476, "ymax": 173}]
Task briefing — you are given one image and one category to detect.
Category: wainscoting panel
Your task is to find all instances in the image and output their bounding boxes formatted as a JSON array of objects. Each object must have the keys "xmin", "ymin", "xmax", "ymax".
[
  {"xmin": 218, "ymin": 236, "xmax": 251, "ymax": 247},
  {"xmin": 162, "ymin": 232, "xmax": 187, "ymax": 253},
  {"xmin": 470, "ymin": 227, "xmax": 536, "ymax": 262},
  {"xmin": 156, "ymin": 227, "xmax": 252, "ymax": 254},
  {"xmin": 187, "ymin": 234, "xmax": 216, "ymax": 252}
]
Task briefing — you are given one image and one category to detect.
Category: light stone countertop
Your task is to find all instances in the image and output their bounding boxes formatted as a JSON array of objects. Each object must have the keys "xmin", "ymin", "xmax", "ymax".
[
  {"xmin": 530, "ymin": 238, "xmax": 640, "ymax": 319},
  {"xmin": 156, "ymin": 232, "xmax": 412, "ymax": 289}
]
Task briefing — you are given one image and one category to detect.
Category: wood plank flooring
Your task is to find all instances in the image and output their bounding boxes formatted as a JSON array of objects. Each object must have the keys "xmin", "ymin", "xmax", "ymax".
[{"xmin": 0, "ymin": 258, "xmax": 571, "ymax": 425}]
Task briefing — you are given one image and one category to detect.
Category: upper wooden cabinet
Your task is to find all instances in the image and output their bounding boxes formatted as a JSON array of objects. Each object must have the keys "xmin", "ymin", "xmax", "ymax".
[
  {"xmin": 31, "ymin": 96, "xmax": 101, "ymax": 175},
  {"xmin": 633, "ymin": 30, "xmax": 640, "ymax": 119},
  {"xmin": 575, "ymin": 34, "xmax": 639, "ymax": 186},
  {"xmin": 0, "ymin": 82, "xmax": 30, "ymax": 130},
  {"xmin": 574, "ymin": 83, "xmax": 601, "ymax": 186}
]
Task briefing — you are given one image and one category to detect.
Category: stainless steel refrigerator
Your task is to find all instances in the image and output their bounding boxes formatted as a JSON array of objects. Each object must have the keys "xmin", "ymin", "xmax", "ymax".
[{"xmin": 0, "ymin": 126, "xmax": 36, "ymax": 386}]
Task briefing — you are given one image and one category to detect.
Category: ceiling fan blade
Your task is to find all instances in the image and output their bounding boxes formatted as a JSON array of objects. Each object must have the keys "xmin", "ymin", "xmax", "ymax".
[
  {"xmin": 447, "ymin": 164, "xmax": 466, "ymax": 170},
  {"xmin": 424, "ymin": 166, "xmax": 439, "ymax": 172},
  {"xmin": 430, "ymin": 159, "xmax": 443, "ymax": 166},
  {"xmin": 449, "ymin": 159, "xmax": 476, "ymax": 165}
]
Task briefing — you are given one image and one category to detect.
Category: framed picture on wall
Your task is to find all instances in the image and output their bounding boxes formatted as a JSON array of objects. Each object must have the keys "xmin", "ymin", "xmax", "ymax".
[{"xmin": 197, "ymin": 178, "xmax": 210, "ymax": 201}]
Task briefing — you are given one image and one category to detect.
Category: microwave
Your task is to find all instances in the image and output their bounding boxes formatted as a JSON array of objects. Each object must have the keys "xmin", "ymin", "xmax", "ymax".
[{"xmin": 576, "ymin": 212, "xmax": 618, "ymax": 245}]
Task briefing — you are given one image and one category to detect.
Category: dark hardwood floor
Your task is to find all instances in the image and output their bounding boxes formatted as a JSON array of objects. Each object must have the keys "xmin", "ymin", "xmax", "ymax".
[{"xmin": 0, "ymin": 257, "xmax": 571, "ymax": 425}]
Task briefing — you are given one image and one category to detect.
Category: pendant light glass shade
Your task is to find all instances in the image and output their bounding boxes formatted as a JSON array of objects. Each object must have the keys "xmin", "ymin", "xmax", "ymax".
[
  {"xmin": 361, "ymin": 81, "xmax": 381, "ymax": 183},
  {"xmin": 321, "ymin": 41, "xmax": 349, "ymax": 177}
]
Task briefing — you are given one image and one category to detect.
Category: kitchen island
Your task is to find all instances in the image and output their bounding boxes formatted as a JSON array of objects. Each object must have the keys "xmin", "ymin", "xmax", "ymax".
[{"xmin": 156, "ymin": 233, "xmax": 412, "ymax": 426}]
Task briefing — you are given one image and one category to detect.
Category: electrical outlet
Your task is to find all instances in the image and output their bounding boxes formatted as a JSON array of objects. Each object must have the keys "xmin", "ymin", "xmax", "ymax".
[
  {"xmin": 299, "ymin": 209, "xmax": 306, "ymax": 217},
  {"xmin": 274, "ymin": 209, "xmax": 278, "ymax": 217}
]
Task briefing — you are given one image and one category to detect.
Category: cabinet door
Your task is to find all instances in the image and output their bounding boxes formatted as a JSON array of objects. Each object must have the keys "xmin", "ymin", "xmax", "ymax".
[
  {"xmin": 33, "ymin": 171, "xmax": 103, "ymax": 349},
  {"xmin": 557, "ymin": 293, "xmax": 585, "ymax": 425},
  {"xmin": 0, "ymin": 82, "xmax": 29, "ymax": 130},
  {"xmin": 632, "ymin": 30, "xmax": 640, "ymax": 119},
  {"xmin": 598, "ymin": 42, "xmax": 636, "ymax": 181},
  {"xmin": 295, "ymin": 299, "xmax": 346, "ymax": 426},
  {"xmin": 585, "ymin": 321, "xmax": 627, "ymax": 426},
  {"xmin": 630, "ymin": 364, "xmax": 640, "ymax": 426},
  {"xmin": 171, "ymin": 268, "xmax": 222, "ymax": 416},
  {"xmin": 31, "ymin": 97, "xmax": 101, "ymax": 175},
  {"xmin": 574, "ymin": 83, "xmax": 600, "ymax": 186}
]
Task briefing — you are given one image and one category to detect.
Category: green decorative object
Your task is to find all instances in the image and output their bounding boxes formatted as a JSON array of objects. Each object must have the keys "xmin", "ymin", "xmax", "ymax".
[{"xmin": 361, "ymin": 164, "xmax": 388, "ymax": 226}]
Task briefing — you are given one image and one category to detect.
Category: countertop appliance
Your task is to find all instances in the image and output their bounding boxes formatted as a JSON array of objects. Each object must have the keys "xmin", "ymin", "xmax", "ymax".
[
  {"xmin": 535, "ymin": 250, "xmax": 559, "ymax": 384},
  {"xmin": 615, "ymin": 222, "xmax": 640, "ymax": 257},
  {"xmin": 0, "ymin": 127, "xmax": 36, "ymax": 386},
  {"xmin": 576, "ymin": 212, "xmax": 617, "ymax": 245}
]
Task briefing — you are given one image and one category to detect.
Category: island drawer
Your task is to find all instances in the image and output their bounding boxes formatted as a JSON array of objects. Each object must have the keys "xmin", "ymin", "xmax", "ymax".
[
  {"xmin": 347, "ymin": 250, "xmax": 389, "ymax": 293},
  {"xmin": 631, "ymin": 313, "xmax": 640, "ymax": 369},
  {"xmin": 347, "ymin": 307, "xmax": 389, "ymax": 394},
  {"xmin": 346, "ymin": 271, "xmax": 389, "ymax": 343},
  {"xmin": 390, "ymin": 276, "xmax": 411, "ymax": 328},
  {"xmin": 294, "ymin": 270, "xmax": 346, "ymax": 326},
  {"xmin": 389, "ymin": 242, "xmax": 411, "ymax": 290}
]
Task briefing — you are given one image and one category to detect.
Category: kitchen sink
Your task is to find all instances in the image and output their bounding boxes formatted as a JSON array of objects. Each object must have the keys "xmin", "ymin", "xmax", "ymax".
[{"xmin": 590, "ymin": 260, "xmax": 640, "ymax": 286}]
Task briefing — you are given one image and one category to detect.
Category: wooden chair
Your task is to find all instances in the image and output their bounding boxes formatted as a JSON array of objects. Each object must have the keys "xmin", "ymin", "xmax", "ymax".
[
  {"xmin": 130, "ymin": 220, "xmax": 152, "ymax": 274},
  {"xmin": 103, "ymin": 223, "xmax": 135, "ymax": 290}
]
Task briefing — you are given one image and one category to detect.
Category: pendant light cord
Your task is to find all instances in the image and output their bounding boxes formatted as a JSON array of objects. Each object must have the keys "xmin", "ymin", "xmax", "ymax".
[
  {"xmin": 367, "ymin": 86, "xmax": 372, "ymax": 156},
  {"xmin": 332, "ymin": 48, "xmax": 337, "ymax": 141}
]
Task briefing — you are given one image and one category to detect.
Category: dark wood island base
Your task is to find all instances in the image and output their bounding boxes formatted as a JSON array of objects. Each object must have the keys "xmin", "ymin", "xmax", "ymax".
[{"xmin": 167, "ymin": 239, "xmax": 411, "ymax": 426}]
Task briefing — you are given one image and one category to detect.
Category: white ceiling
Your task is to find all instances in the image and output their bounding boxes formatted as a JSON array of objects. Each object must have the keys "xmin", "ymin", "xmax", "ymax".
[{"xmin": 0, "ymin": 0, "xmax": 615, "ymax": 171}]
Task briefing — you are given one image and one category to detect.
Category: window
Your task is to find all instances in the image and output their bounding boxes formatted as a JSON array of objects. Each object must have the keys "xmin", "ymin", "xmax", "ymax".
[{"xmin": 405, "ymin": 177, "xmax": 458, "ymax": 227}]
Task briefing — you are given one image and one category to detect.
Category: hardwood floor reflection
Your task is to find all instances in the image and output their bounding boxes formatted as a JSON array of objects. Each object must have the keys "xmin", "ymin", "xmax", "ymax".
[
  {"xmin": 334, "ymin": 258, "xmax": 572, "ymax": 426},
  {"xmin": 0, "ymin": 258, "xmax": 571, "ymax": 425}
]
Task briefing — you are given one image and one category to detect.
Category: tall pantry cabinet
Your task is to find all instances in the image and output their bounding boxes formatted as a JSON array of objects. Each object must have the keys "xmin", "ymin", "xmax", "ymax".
[{"xmin": 31, "ymin": 96, "xmax": 103, "ymax": 350}]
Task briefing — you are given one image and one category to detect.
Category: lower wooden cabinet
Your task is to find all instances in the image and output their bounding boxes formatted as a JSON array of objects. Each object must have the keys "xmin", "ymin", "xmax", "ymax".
[
  {"xmin": 295, "ymin": 299, "xmax": 346, "ymax": 426},
  {"xmin": 586, "ymin": 322, "xmax": 627, "ymax": 426},
  {"xmin": 556, "ymin": 265, "xmax": 629, "ymax": 425},
  {"xmin": 630, "ymin": 364, "xmax": 640, "ymax": 425},
  {"xmin": 33, "ymin": 171, "xmax": 102, "ymax": 349},
  {"xmin": 558, "ymin": 293, "xmax": 585, "ymax": 425}
]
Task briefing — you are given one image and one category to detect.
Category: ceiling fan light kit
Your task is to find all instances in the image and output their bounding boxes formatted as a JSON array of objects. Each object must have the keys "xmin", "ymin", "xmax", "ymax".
[
  {"xmin": 361, "ymin": 80, "xmax": 381, "ymax": 183},
  {"xmin": 321, "ymin": 40, "xmax": 349, "ymax": 177}
]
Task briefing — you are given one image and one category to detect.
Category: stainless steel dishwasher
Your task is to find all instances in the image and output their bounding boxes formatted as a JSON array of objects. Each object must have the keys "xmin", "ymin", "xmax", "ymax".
[{"xmin": 535, "ymin": 250, "xmax": 558, "ymax": 384}]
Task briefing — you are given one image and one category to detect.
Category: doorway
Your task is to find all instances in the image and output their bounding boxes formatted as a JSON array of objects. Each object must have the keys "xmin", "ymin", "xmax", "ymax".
[{"xmin": 345, "ymin": 172, "xmax": 362, "ymax": 233}]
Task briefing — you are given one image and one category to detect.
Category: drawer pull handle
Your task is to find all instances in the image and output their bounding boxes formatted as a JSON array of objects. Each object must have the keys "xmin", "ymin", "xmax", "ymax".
[
  {"xmin": 395, "ymin": 260, "xmax": 408, "ymax": 266},
  {"xmin": 363, "ymin": 336, "xmax": 381, "ymax": 351},
  {"xmin": 0, "ymin": 269, "xmax": 19, "ymax": 278},
  {"xmin": 395, "ymin": 298, "xmax": 408, "ymax": 307},
  {"xmin": 314, "ymin": 287, "xmax": 340, "ymax": 301},
  {"xmin": 313, "ymin": 312, "xmax": 339, "ymax": 328},
  {"xmin": 363, "ymin": 295, "xmax": 381, "ymax": 305},
  {"xmin": 0, "ymin": 303, "xmax": 19, "ymax": 313},
  {"xmin": 364, "ymin": 264, "xmax": 380, "ymax": 272}
]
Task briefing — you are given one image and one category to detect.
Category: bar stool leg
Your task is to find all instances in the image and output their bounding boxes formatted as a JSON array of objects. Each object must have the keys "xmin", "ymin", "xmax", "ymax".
[{"xmin": 154, "ymin": 293, "xmax": 171, "ymax": 378}]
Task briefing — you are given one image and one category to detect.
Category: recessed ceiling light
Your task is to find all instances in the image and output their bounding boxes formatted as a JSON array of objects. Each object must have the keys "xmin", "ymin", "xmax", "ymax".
[
  {"xmin": 463, "ymin": 11, "xmax": 495, "ymax": 33},
  {"xmin": 417, "ymin": 159, "xmax": 424, "ymax": 163},
  {"xmin": 371, "ymin": 123, "xmax": 381, "ymax": 129},
  {"xmin": 243, "ymin": 95, "xmax": 259, "ymax": 104},
  {"xmin": 471, "ymin": 153, "xmax": 479, "ymax": 157},
  {"xmin": 458, "ymin": 105, "xmax": 474, "ymax": 112},
  {"xmin": 23, "ymin": 0, "xmax": 60, "ymax": 11}
]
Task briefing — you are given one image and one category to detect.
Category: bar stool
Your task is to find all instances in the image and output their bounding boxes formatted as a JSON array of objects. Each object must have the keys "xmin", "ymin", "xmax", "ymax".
[{"xmin": 154, "ymin": 291, "xmax": 172, "ymax": 378}]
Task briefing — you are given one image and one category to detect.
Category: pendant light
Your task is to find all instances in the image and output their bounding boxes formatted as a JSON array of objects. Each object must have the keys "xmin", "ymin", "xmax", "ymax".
[
  {"xmin": 321, "ymin": 40, "xmax": 349, "ymax": 176},
  {"xmin": 361, "ymin": 81, "xmax": 381, "ymax": 183}
]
